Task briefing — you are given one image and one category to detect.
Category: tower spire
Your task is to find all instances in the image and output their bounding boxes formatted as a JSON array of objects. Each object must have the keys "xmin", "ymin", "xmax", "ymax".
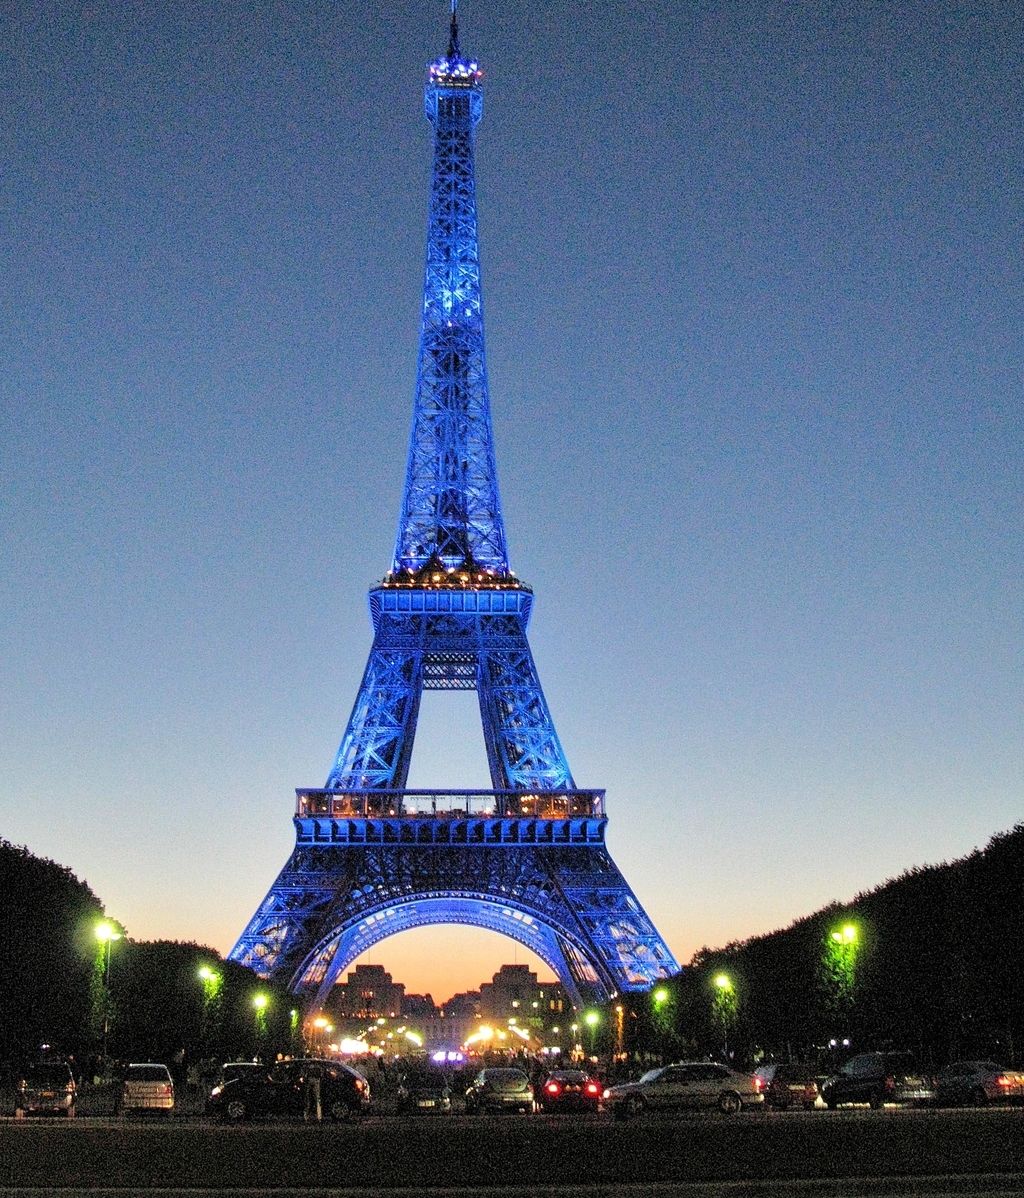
[
  {"xmin": 447, "ymin": 0, "xmax": 460, "ymax": 59},
  {"xmin": 396, "ymin": 9, "xmax": 502, "ymax": 576}
]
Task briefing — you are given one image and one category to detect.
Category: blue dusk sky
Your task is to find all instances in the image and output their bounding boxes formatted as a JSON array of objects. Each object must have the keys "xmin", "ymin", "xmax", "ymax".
[{"xmin": 2, "ymin": 2, "xmax": 1021, "ymax": 1002}]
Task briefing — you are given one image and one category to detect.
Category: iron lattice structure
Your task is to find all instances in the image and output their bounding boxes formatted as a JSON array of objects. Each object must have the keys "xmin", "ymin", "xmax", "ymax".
[{"xmin": 230, "ymin": 11, "xmax": 679, "ymax": 1009}]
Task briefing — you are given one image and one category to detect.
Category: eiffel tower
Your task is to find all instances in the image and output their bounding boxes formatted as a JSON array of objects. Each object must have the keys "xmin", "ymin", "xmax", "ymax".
[{"xmin": 230, "ymin": 6, "xmax": 679, "ymax": 1009}]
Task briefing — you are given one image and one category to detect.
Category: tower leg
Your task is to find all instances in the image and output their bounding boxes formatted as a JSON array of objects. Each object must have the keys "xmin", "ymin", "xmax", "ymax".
[
  {"xmin": 326, "ymin": 644, "xmax": 423, "ymax": 790},
  {"xmin": 478, "ymin": 628, "xmax": 574, "ymax": 791}
]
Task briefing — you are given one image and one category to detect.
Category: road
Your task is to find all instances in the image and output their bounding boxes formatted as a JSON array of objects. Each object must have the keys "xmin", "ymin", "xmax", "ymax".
[{"xmin": 2, "ymin": 1105, "xmax": 1024, "ymax": 1195}]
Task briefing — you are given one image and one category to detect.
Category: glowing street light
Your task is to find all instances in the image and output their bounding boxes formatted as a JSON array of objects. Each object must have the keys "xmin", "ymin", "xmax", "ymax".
[
  {"xmin": 251, "ymin": 991, "xmax": 270, "ymax": 1053},
  {"xmin": 313, "ymin": 1015, "xmax": 328, "ymax": 1047},
  {"xmin": 94, "ymin": 920, "xmax": 122, "ymax": 1066},
  {"xmin": 711, "ymin": 973, "xmax": 737, "ymax": 1059},
  {"xmin": 196, "ymin": 964, "xmax": 222, "ymax": 1054},
  {"xmin": 583, "ymin": 1010, "xmax": 601, "ymax": 1056},
  {"xmin": 825, "ymin": 919, "xmax": 862, "ymax": 1021}
]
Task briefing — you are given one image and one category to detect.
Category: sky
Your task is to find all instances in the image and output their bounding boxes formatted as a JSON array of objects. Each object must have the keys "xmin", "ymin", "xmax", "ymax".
[{"xmin": 2, "ymin": 1, "xmax": 1021, "ymax": 1004}]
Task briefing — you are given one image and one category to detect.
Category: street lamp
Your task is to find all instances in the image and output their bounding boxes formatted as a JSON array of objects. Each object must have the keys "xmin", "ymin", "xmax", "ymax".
[
  {"xmin": 711, "ymin": 973, "xmax": 736, "ymax": 1060},
  {"xmin": 825, "ymin": 919, "xmax": 861, "ymax": 1036},
  {"xmin": 312, "ymin": 1015, "xmax": 329, "ymax": 1054},
  {"xmin": 196, "ymin": 965, "xmax": 222, "ymax": 1055},
  {"xmin": 252, "ymin": 992, "xmax": 269, "ymax": 1055},
  {"xmin": 94, "ymin": 921, "xmax": 122, "ymax": 1067},
  {"xmin": 583, "ymin": 1010, "xmax": 600, "ymax": 1058},
  {"xmin": 652, "ymin": 986, "xmax": 671, "ymax": 1062}
]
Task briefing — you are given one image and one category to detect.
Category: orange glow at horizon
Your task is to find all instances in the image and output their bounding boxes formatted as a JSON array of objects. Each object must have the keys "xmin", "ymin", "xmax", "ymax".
[{"xmin": 338, "ymin": 925, "xmax": 557, "ymax": 1003}]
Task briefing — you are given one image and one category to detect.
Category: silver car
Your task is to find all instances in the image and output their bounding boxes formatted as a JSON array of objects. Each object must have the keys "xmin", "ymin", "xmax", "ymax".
[
  {"xmin": 605, "ymin": 1062, "xmax": 765, "ymax": 1119},
  {"xmin": 118, "ymin": 1062, "xmax": 175, "ymax": 1116}
]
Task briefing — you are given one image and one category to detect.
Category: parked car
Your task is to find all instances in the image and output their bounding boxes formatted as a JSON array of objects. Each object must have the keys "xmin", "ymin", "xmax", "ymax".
[
  {"xmin": 118, "ymin": 1062, "xmax": 175, "ymax": 1116},
  {"xmin": 538, "ymin": 1068, "xmax": 602, "ymax": 1113},
  {"xmin": 604, "ymin": 1062, "xmax": 765, "ymax": 1119},
  {"xmin": 396, "ymin": 1065, "xmax": 453, "ymax": 1114},
  {"xmin": 820, "ymin": 1052, "xmax": 934, "ymax": 1109},
  {"xmin": 216, "ymin": 1061, "xmax": 266, "ymax": 1087},
  {"xmin": 753, "ymin": 1062, "xmax": 819, "ymax": 1110},
  {"xmin": 464, "ymin": 1067, "xmax": 534, "ymax": 1114},
  {"xmin": 206, "ymin": 1058, "xmax": 370, "ymax": 1121},
  {"xmin": 935, "ymin": 1060, "xmax": 1024, "ymax": 1107},
  {"xmin": 15, "ymin": 1060, "xmax": 77, "ymax": 1118}
]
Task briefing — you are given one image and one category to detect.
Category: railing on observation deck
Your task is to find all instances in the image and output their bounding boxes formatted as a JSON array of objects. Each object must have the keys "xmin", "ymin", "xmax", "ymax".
[{"xmin": 295, "ymin": 789, "xmax": 605, "ymax": 820}]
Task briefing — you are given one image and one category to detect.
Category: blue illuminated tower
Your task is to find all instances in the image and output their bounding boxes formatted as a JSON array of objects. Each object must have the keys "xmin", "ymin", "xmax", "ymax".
[{"xmin": 230, "ymin": 7, "xmax": 678, "ymax": 1008}]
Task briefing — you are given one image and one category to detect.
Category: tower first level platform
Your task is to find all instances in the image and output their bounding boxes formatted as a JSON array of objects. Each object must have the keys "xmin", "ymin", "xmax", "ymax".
[{"xmin": 231, "ymin": 786, "xmax": 676, "ymax": 1011}]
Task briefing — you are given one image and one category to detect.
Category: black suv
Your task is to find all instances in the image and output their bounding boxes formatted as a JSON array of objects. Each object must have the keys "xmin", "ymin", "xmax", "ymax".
[
  {"xmin": 206, "ymin": 1058, "xmax": 370, "ymax": 1121},
  {"xmin": 821, "ymin": 1052, "xmax": 934, "ymax": 1109}
]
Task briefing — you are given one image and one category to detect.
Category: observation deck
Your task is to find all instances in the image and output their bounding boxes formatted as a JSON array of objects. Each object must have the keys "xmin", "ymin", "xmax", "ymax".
[{"xmin": 294, "ymin": 788, "xmax": 606, "ymax": 846}]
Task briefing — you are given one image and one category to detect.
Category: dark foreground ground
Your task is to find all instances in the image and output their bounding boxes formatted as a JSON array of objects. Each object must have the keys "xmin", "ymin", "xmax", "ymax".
[{"xmin": 1, "ymin": 1106, "xmax": 1023, "ymax": 1193}]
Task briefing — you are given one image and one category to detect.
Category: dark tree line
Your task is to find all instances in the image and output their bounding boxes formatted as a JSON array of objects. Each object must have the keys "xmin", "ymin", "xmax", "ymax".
[
  {"xmin": 0, "ymin": 839, "xmax": 297, "ymax": 1073},
  {"xmin": 618, "ymin": 824, "xmax": 1024, "ymax": 1069},
  {"xmin": 0, "ymin": 840, "xmax": 103, "ymax": 1065}
]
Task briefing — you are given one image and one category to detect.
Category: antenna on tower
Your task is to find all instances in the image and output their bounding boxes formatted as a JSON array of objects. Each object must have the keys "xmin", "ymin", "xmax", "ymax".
[{"xmin": 447, "ymin": 0, "xmax": 460, "ymax": 59}]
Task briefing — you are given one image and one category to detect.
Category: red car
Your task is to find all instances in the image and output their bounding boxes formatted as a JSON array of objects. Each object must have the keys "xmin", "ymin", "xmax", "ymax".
[
  {"xmin": 539, "ymin": 1069, "xmax": 602, "ymax": 1113},
  {"xmin": 753, "ymin": 1062, "xmax": 819, "ymax": 1110}
]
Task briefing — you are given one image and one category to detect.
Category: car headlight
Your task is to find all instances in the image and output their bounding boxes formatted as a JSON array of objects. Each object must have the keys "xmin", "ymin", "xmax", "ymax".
[{"xmin": 210, "ymin": 1085, "xmax": 223, "ymax": 1098}]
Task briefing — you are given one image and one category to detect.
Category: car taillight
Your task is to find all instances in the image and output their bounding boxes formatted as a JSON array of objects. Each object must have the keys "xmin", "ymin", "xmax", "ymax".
[
  {"xmin": 752, "ymin": 1077, "xmax": 763, "ymax": 1093},
  {"xmin": 355, "ymin": 1078, "xmax": 366, "ymax": 1092},
  {"xmin": 545, "ymin": 1081, "xmax": 561, "ymax": 1096},
  {"xmin": 585, "ymin": 1082, "xmax": 600, "ymax": 1096},
  {"xmin": 160, "ymin": 1084, "xmax": 172, "ymax": 1096}
]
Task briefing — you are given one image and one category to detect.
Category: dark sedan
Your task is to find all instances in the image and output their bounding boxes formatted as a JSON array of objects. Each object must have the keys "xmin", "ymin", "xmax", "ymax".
[
  {"xmin": 464, "ymin": 1067, "xmax": 534, "ymax": 1114},
  {"xmin": 538, "ymin": 1069, "xmax": 602, "ymax": 1113},
  {"xmin": 935, "ymin": 1060, "xmax": 1024, "ymax": 1106},
  {"xmin": 207, "ymin": 1058, "xmax": 370, "ymax": 1121},
  {"xmin": 753, "ymin": 1062, "xmax": 819, "ymax": 1110},
  {"xmin": 396, "ymin": 1066, "xmax": 453, "ymax": 1114},
  {"xmin": 15, "ymin": 1060, "xmax": 77, "ymax": 1118},
  {"xmin": 821, "ymin": 1052, "xmax": 934, "ymax": 1110}
]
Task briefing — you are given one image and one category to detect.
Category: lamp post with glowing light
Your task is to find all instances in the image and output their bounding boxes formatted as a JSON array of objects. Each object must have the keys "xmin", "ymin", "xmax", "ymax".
[
  {"xmin": 712, "ymin": 972, "xmax": 736, "ymax": 1060},
  {"xmin": 312, "ymin": 1015, "xmax": 330, "ymax": 1055},
  {"xmin": 583, "ymin": 1010, "xmax": 601, "ymax": 1060},
  {"xmin": 824, "ymin": 919, "xmax": 861, "ymax": 1042},
  {"xmin": 252, "ymin": 992, "xmax": 269, "ymax": 1057},
  {"xmin": 94, "ymin": 921, "xmax": 122, "ymax": 1068},
  {"xmin": 197, "ymin": 965, "xmax": 222, "ymax": 1057},
  {"xmin": 652, "ymin": 985, "xmax": 671, "ymax": 1063}
]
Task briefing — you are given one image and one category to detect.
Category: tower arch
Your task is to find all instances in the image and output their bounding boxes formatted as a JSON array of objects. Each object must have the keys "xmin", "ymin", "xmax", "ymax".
[{"xmin": 292, "ymin": 894, "xmax": 606, "ymax": 1011}]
